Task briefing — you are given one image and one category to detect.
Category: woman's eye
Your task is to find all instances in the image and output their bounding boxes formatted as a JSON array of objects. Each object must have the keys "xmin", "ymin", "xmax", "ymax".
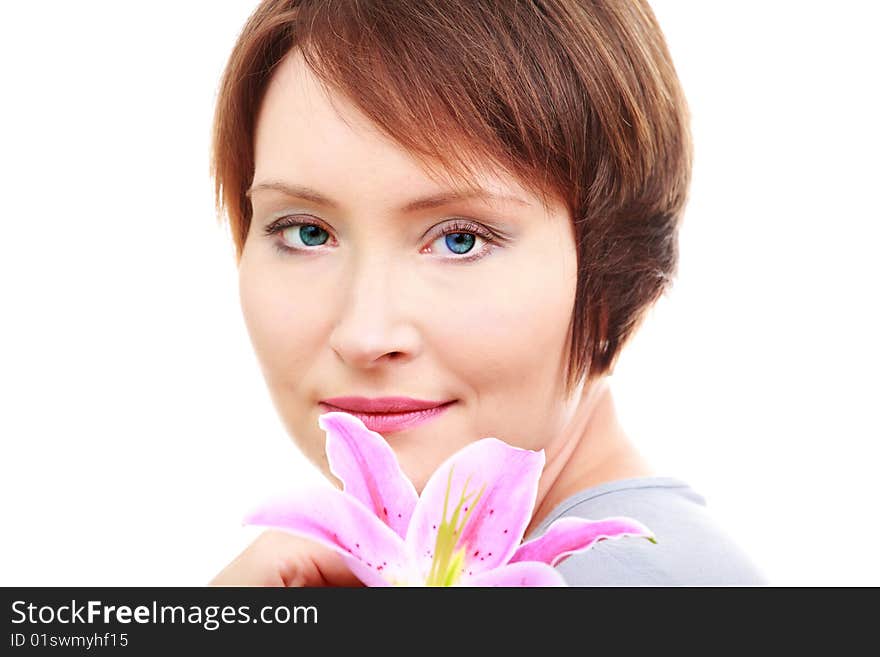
[{"xmin": 263, "ymin": 218, "xmax": 332, "ymax": 253}]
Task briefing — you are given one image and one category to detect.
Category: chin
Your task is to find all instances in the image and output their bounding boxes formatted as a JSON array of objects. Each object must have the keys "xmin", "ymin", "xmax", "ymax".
[
  {"xmin": 400, "ymin": 465, "xmax": 431, "ymax": 495},
  {"xmin": 391, "ymin": 453, "xmax": 431, "ymax": 494}
]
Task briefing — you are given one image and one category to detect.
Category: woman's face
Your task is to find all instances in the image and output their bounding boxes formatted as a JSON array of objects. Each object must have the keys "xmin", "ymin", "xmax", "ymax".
[{"xmin": 239, "ymin": 50, "xmax": 579, "ymax": 492}]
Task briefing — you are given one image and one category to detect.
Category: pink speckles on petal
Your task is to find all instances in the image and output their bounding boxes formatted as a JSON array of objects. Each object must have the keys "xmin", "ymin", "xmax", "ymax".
[{"xmin": 344, "ymin": 555, "xmax": 394, "ymax": 587}]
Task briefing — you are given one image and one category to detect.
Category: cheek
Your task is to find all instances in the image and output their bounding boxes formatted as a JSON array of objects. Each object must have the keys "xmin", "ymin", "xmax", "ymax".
[
  {"xmin": 435, "ymin": 261, "xmax": 575, "ymax": 387},
  {"xmin": 238, "ymin": 258, "xmax": 334, "ymax": 470},
  {"xmin": 430, "ymin": 254, "xmax": 575, "ymax": 453},
  {"xmin": 238, "ymin": 261, "xmax": 328, "ymax": 382}
]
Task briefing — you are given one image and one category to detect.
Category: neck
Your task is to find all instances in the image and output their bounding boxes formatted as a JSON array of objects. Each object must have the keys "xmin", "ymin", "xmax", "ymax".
[{"xmin": 525, "ymin": 377, "xmax": 654, "ymax": 537}]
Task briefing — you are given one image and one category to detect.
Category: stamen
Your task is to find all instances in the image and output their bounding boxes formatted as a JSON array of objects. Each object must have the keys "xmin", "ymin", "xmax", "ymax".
[{"xmin": 425, "ymin": 468, "xmax": 487, "ymax": 586}]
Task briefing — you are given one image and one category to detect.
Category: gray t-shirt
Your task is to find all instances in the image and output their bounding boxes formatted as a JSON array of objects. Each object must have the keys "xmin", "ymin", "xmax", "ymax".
[{"xmin": 525, "ymin": 476, "xmax": 769, "ymax": 586}]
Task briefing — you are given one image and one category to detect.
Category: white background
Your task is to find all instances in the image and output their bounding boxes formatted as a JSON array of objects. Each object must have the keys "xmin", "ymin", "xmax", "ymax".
[{"xmin": 1, "ymin": 1, "xmax": 877, "ymax": 586}]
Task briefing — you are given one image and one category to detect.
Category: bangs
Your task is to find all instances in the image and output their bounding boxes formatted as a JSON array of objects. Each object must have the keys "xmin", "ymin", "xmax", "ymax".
[{"xmin": 253, "ymin": 0, "xmax": 577, "ymax": 216}]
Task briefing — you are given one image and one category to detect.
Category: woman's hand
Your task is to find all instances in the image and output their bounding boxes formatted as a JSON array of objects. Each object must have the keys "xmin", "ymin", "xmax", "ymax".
[{"xmin": 208, "ymin": 530, "xmax": 365, "ymax": 587}]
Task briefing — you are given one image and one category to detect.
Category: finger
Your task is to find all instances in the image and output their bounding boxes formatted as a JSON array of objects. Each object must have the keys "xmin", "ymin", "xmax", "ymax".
[{"xmin": 269, "ymin": 531, "xmax": 366, "ymax": 587}]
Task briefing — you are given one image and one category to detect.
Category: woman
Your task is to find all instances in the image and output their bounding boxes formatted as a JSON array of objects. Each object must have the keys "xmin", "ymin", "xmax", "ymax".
[{"xmin": 209, "ymin": 0, "xmax": 767, "ymax": 585}]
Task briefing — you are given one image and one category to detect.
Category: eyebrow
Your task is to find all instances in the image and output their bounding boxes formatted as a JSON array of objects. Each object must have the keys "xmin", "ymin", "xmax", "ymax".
[{"xmin": 245, "ymin": 181, "xmax": 529, "ymax": 213}]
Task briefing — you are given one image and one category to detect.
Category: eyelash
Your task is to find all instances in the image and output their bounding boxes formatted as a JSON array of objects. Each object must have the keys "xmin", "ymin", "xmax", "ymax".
[{"xmin": 262, "ymin": 216, "xmax": 499, "ymax": 263}]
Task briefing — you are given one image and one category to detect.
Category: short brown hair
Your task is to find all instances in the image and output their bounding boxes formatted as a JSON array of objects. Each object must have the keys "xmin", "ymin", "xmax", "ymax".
[{"xmin": 210, "ymin": 0, "xmax": 693, "ymax": 396}]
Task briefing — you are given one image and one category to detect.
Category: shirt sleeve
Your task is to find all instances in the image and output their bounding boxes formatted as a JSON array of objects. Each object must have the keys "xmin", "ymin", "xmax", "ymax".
[{"xmin": 545, "ymin": 486, "xmax": 770, "ymax": 586}]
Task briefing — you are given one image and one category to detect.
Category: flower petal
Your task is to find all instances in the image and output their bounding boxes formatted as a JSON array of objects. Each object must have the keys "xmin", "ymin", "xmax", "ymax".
[
  {"xmin": 464, "ymin": 561, "xmax": 567, "ymax": 587},
  {"xmin": 243, "ymin": 486, "xmax": 412, "ymax": 586},
  {"xmin": 319, "ymin": 411, "xmax": 418, "ymax": 538},
  {"xmin": 510, "ymin": 516, "xmax": 656, "ymax": 567},
  {"xmin": 342, "ymin": 554, "xmax": 395, "ymax": 587},
  {"xmin": 405, "ymin": 438, "xmax": 544, "ymax": 580}
]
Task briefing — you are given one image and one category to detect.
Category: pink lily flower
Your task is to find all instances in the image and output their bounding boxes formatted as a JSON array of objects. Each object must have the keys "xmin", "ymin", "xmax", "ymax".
[{"xmin": 244, "ymin": 411, "xmax": 657, "ymax": 586}]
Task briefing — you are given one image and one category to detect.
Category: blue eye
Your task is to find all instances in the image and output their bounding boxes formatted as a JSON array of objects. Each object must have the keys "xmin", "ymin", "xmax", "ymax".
[
  {"xmin": 442, "ymin": 232, "xmax": 476, "ymax": 255},
  {"xmin": 427, "ymin": 219, "xmax": 496, "ymax": 262}
]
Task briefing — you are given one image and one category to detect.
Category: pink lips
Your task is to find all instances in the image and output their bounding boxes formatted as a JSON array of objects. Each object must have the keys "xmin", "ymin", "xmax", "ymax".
[{"xmin": 318, "ymin": 396, "xmax": 455, "ymax": 433}]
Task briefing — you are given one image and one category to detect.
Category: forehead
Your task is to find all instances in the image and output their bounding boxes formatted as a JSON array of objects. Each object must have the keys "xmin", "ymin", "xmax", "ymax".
[
  {"xmin": 252, "ymin": 49, "xmax": 535, "ymax": 206},
  {"xmin": 256, "ymin": 49, "xmax": 381, "ymax": 153}
]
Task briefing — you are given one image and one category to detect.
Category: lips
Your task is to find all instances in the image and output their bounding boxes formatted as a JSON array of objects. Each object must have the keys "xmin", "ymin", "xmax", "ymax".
[
  {"xmin": 320, "ymin": 396, "xmax": 452, "ymax": 414},
  {"xmin": 318, "ymin": 396, "xmax": 456, "ymax": 434}
]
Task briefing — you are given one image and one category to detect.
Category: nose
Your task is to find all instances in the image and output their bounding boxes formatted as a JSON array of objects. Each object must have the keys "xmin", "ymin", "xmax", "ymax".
[{"xmin": 327, "ymin": 252, "xmax": 421, "ymax": 369}]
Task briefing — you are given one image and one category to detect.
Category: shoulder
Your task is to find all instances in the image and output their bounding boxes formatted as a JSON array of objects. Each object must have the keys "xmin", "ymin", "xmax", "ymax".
[{"xmin": 529, "ymin": 477, "xmax": 770, "ymax": 586}]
